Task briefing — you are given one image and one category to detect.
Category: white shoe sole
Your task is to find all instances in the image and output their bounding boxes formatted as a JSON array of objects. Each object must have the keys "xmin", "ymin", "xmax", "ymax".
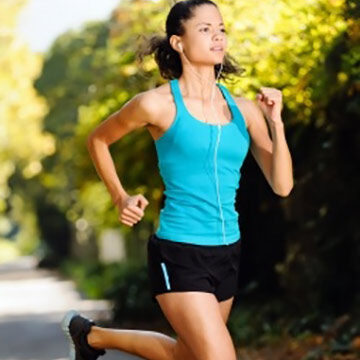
[{"xmin": 61, "ymin": 309, "xmax": 80, "ymax": 360}]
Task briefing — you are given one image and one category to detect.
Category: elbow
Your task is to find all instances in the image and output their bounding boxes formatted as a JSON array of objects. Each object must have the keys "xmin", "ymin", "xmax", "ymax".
[
  {"xmin": 87, "ymin": 129, "xmax": 111, "ymax": 148},
  {"xmin": 277, "ymin": 189, "xmax": 292, "ymax": 197},
  {"xmin": 273, "ymin": 183, "xmax": 294, "ymax": 197},
  {"xmin": 86, "ymin": 132, "xmax": 100, "ymax": 150}
]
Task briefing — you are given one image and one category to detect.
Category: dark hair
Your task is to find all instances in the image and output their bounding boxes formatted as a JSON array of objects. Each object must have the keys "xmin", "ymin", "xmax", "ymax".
[{"xmin": 136, "ymin": 0, "xmax": 246, "ymax": 82}]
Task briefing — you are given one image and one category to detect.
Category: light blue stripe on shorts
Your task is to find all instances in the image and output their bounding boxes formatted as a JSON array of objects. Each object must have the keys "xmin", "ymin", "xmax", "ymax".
[{"xmin": 160, "ymin": 262, "xmax": 171, "ymax": 290}]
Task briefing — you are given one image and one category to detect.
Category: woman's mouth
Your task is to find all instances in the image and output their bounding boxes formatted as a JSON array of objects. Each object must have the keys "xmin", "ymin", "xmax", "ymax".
[{"xmin": 210, "ymin": 47, "xmax": 223, "ymax": 52}]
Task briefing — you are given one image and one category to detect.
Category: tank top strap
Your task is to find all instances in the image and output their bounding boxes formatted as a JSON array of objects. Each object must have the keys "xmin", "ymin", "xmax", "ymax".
[
  {"xmin": 170, "ymin": 79, "xmax": 187, "ymax": 114},
  {"xmin": 216, "ymin": 82, "xmax": 248, "ymax": 131},
  {"xmin": 216, "ymin": 83, "xmax": 236, "ymax": 106}
]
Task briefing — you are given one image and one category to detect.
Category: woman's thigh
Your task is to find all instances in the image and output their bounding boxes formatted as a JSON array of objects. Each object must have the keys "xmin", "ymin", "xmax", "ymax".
[
  {"xmin": 172, "ymin": 295, "xmax": 235, "ymax": 360},
  {"xmin": 156, "ymin": 291, "xmax": 237, "ymax": 360}
]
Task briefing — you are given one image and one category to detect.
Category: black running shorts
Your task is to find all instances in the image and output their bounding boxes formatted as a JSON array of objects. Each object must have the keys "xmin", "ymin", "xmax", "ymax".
[{"xmin": 147, "ymin": 233, "xmax": 242, "ymax": 303}]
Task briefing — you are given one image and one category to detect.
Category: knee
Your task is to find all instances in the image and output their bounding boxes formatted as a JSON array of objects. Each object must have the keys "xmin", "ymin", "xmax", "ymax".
[
  {"xmin": 172, "ymin": 337, "xmax": 237, "ymax": 360},
  {"xmin": 198, "ymin": 339, "xmax": 238, "ymax": 360},
  {"xmin": 200, "ymin": 331, "xmax": 238, "ymax": 360},
  {"xmin": 204, "ymin": 347, "xmax": 237, "ymax": 360}
]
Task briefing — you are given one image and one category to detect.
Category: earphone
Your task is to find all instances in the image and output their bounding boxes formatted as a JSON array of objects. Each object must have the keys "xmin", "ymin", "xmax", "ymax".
[{"xmin": 177, "ymin": 42, "xmax": 228, "ymax": 245}]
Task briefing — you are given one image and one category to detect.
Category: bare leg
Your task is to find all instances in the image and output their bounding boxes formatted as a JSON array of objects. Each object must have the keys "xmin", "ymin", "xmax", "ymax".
[
  {"xmin": 87, "ymin": 295, "xmax": 234, "ymax": 360},
  {"xmin": 88, "ymin": 326, "xmax": 175, "ymax": 360}
]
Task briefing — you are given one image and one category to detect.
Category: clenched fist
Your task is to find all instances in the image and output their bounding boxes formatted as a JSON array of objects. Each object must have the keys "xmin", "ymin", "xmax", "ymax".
[
  {"xmin": 255, "ymin": 86, "xmax": 283, "ymax": 125},
  {"xmin": 116, "ymin": 193, "xmax": 149, "ymax": 227}
]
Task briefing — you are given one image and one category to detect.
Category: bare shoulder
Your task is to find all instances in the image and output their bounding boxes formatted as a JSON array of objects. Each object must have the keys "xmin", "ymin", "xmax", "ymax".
[
  {"xmin": 86, "ymin": 82, "xmax": 173, "ymax": 145},
  {"xmin": 136, "ymin": 82, "xmax": 173, "ymax": 126},
  {"xmin": 233, "ymin": 95, "xmax": 264, "ymax": 131},
  {"xmin": 138, "ymin": 82, "xmax": 176, "ymax": 141},
  {"xmin": 231, "ymin": 95, "xmax": 254, "ymax": 130}
]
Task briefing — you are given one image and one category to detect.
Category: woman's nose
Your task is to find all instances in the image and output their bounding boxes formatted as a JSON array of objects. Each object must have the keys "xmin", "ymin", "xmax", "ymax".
[{"xmin": 213, "ymin": 30, "xmax": 224, "ymax": 39}]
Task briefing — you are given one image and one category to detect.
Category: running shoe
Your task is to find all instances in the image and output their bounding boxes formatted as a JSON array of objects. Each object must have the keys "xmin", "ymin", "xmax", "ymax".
[{"xmin": 61, "ymin": 309, "xmax": 107, "ymax": 360}]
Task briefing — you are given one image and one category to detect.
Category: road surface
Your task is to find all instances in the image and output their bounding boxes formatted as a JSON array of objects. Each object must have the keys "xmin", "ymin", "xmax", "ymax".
[{"xmin": 0, "ymin": 255, "xmax": 144, "ymax": 360}]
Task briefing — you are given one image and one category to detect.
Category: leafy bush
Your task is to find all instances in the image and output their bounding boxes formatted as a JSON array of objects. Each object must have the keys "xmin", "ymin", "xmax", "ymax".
[{"xmin": 58, "ymin": 258, "xmax": 163, "ymax": 321}]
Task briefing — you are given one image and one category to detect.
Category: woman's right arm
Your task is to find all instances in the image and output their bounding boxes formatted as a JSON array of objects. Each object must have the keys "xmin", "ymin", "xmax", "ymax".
[{"xmin": 86, "ymin": 91, "xmax": 157, "ymax": 227}]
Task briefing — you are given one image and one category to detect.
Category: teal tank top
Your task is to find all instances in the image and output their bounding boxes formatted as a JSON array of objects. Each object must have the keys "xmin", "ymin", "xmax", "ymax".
[{"xmin": 154, "ymin": 78, "xmax": 250, "ymax": 246}]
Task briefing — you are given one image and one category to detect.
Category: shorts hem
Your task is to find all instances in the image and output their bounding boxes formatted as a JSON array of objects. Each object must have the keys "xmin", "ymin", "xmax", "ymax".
[{"xmin": 150, "ymin": 289, "xmax": 238, "ymax": 303}]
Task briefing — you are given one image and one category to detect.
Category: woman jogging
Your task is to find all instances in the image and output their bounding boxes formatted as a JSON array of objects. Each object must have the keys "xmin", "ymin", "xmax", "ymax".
[{"xmin": 61, "ymin": 1, "xmax": 293, "ymax": 359}]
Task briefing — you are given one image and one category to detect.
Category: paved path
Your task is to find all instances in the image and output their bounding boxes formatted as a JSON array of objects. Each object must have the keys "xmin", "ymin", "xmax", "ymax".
[{"xmin": 0, "ymin": 256, "xmax": 143, "ymax": 360}]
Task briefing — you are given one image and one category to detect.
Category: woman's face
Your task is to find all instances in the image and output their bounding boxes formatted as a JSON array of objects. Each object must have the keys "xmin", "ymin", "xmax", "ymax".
[{"xmin": 180, "ymin": 4, "xmax": 227, "ymax": 66}]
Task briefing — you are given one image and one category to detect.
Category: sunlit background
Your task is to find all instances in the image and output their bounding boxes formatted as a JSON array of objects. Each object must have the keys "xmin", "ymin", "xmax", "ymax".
[
  {"xmin": 17, "ymin": 0, "xmax": 121, "ymax": 53},
  {"xmin": 1, "ymin": 0, "xmax": 359, "ymax": 359}
]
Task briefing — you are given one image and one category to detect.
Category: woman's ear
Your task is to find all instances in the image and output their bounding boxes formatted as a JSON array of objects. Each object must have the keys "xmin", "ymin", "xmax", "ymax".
[{"xmin": 169, "ymin": 35, "xmax": 182, "ymax": 53}]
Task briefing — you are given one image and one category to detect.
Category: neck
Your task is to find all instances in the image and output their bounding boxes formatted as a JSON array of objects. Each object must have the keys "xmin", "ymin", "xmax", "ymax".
[{"xmin": 178, "ymin": 67, "xmax": 218, "ymax": 100}]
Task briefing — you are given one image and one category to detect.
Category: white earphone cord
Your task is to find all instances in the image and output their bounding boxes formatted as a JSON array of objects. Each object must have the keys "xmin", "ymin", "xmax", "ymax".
[{"xmin": 180, "ymin": 46, "xmax": 228, "ymax": 246}]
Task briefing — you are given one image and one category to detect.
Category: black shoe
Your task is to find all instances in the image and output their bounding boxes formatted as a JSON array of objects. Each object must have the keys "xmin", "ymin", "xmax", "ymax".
[{"xmin": 61, "ymin": 309, "xmax": 107, "ymax": 360}]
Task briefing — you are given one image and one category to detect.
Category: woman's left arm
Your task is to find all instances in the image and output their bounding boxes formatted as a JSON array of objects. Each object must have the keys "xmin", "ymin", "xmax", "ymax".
[{"xmin": 235, "ymin": 88, "xmax": 294, "ymax": 197}]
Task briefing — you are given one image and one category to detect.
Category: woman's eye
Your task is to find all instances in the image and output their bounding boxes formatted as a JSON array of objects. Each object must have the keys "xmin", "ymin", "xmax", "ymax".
[{"xmin": 200, "ymin": 27, "xmax": 227, "ymax": 34}]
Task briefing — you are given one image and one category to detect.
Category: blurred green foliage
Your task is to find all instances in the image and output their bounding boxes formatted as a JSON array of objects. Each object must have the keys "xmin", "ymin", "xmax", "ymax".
[
  {"xmin": 59, "ymin": 257, "xmax": 163, "ymax": 321},
  {"xmin": 0, "ymin": 0, "xmax": 55, "ymax": 256}
]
